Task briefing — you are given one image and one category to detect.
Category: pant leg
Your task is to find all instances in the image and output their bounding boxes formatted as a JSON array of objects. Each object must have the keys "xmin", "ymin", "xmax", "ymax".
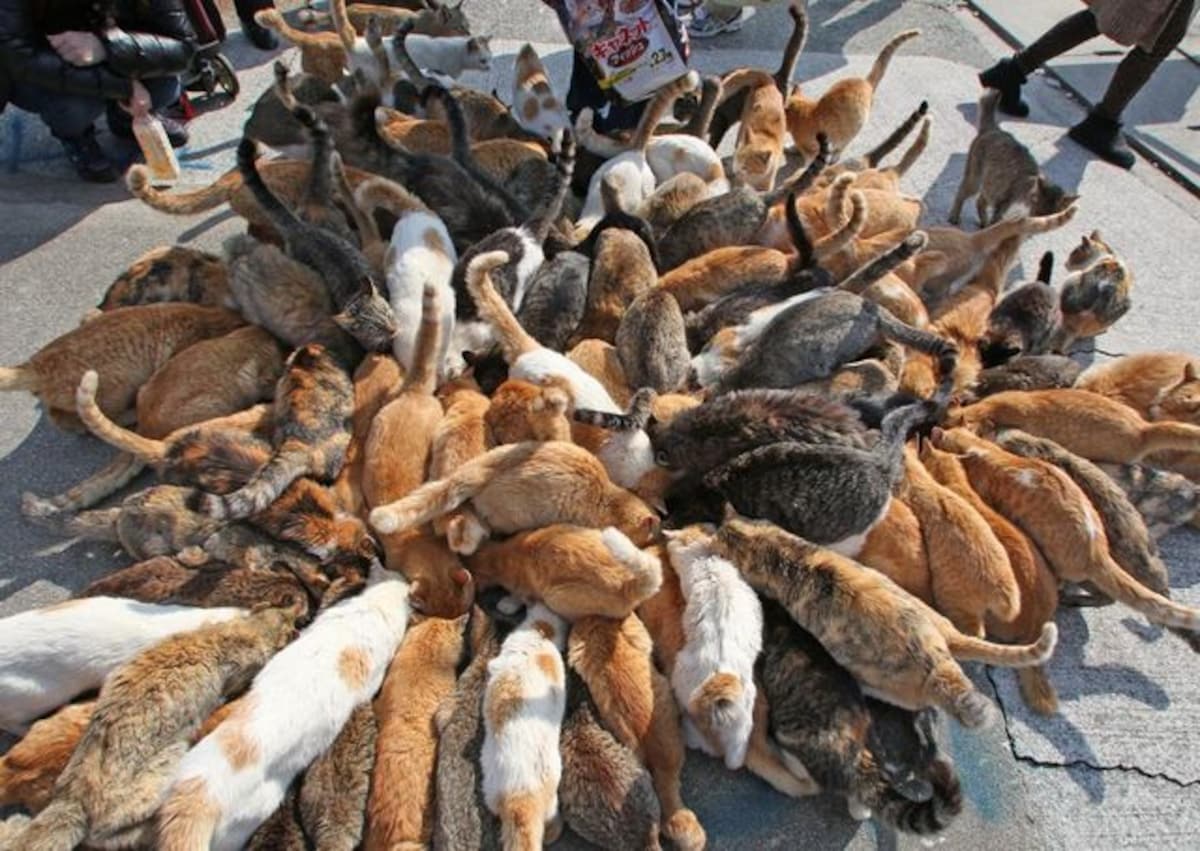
[
  {"xmin": 1097, "ymin": 0, "xmax": 1195, "ymax": 120},
  {"xmin": 6, "ymin": 80, "xmax": 106, "ymax": 139},
  {"xmin": 1015, "ymin": 10, "xmax": 1100, "ymax": 74},
  {"xmin": 234, "ymin": 0, "xmax": 275, "ymax": 20}
]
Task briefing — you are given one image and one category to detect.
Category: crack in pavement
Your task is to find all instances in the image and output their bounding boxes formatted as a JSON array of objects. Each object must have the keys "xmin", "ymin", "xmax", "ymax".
[{"xmin": 983, "ymin": 667, "xmax": 1200, "ymax": 789}]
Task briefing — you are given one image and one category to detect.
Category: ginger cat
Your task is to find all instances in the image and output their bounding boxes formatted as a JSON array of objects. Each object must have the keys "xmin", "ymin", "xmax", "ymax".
[
  {"xmin": 568, "ymin": 615, "xmax": 707, "ymax": 851},
  {"xmin": 856, "ymin": 497, "xmax": 934, "ymax": 604},
  {"xmin": 0, "ymin": 702, "xmax": 94, "ymax": 814},
  {"xmin": 571, "ymin": 227, "xmax": 657, "ymax": 345},
  {"xmin": 366, "ymin": 613, "xmax": 467, "ymax": 851},
  {"xmin": 566, "ymin": 338, "xmax": 633, "ymax": 408},
  {"xmin": 658, "ymin": 246, "xmax": 790, "ymax": 313},
  {"xmin": 98, "ymin": 244, "xmax": 232, "ymax": 312},
  {"xmin": 785, "ymin": 29, "xmax": 920, "ymax": 162},
  {"xmin": 1074, "ymin": 353, "xmax": 1200, "ymax": 423},
  {"xmin": 485, "ymin": 377, "xmax": 573, "ymax": 444},
  {"xmin": 721, "ymin": 69, "xmax": 786, "ymax": 191},
  {"xmin": 949, "ymin": 388, "xmax": 1200, "ymax": 464},
  {"xmin": 713, "ymin": 516, "xmax": 1057, "ymax": 727},
  {"xmin": 901, "ymin": 447, "xmax": 1020, "ymax": 637},
  {"xmin": 467, "ymin": 525, "xmax": 663, "ymax": 620}
]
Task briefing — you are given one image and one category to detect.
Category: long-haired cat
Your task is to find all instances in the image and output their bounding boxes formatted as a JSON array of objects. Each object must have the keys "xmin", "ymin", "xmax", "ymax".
[
  {"xmin": 9, "ymin": 606, "xmax": 296, "ymax": 851},
  {"xmin": 366, "ymin": 613, "xmax": 468, "ymax": 851},
  {"xmin": 1074, "ymin": 352, "xmax": 1200, "ymax": 422},
  {"xmin": 712, "ymin": 516, "xmax": 1058, "ymax": 727},
  {"xmin": 98, "ymin": 244, "xmax": 232, "ymax": 312},
  {"xmin": 156, "ymin": 566, "xmax": 410, "ymax": 851},
  {"xmin": 467, "ymin": 524, "xmax": 662, "ymax": 620},
  {"xmin": 0, "ymin": 702, "xmax": 94, "ymax": 814},
  {"xmin": 482, "ymin": 603, "xmax": 568, "ymax": 851},
  {"xmin": 664, "ymin": 525, "xmax": 762, "ymax": 770}
]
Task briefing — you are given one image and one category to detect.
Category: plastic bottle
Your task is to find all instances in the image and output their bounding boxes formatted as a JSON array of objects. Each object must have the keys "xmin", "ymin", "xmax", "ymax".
[{"xmin": 132, "ymin": 114, "xmax": 181, "ymax": 183}]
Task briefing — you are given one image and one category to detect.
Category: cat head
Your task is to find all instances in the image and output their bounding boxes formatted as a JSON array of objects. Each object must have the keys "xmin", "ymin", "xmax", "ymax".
[
  {"xmin": 1066, "ymin": 230, "xmax": 1112, "ymax": 271},
  {"xmin": 512, "ymin": 44, "xmax": 569, "ymax": 142},
  {"xmin": 420, "ymin": 0, "xmax": 471, "ymax": 36},
  {"xmin": 733, "ymin": 148, "xmax": 780, "ymax": 193},
  {"xmin": 688, "ymin": 672, "xmax": 755, "ymax": 770},
  {"xmin": 1150, "ymin": 362, "xmax": 1200, "ymax": 424},
  {"xmin": 1033, "ymin": 177, "xmax": 1079, "ymax": 217},
  {"xmin": 398, "ymin": 531, "xmax": 476, "ymax": 617},
  {"xmin": 612, "ymin": 490, "xmax": 662, "ymax": 547},
  {"xmin": 333, "ymin": 284, "xmax": 399, "ymax": 352},
  {"xmin": 465, "ymin": 35, "xmax": 493, "ymax": 71},
  {"xmin": 662, "ymin": 523, "xmax": 718, "ymax": 562}
]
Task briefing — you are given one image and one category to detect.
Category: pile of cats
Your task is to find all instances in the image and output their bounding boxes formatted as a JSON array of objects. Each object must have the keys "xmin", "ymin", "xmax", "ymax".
[{"xmin": 3, "ymin": 1, "xmax": 1197, "ymax": 848}]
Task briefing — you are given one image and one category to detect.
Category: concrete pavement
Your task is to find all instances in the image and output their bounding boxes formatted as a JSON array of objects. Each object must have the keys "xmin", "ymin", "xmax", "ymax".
[{"xmin": 2, "ymin": 2, "xmax": 1200, "ymax": 847}]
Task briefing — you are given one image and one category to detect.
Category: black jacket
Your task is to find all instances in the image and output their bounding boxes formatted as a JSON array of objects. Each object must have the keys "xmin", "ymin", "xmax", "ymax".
[{"xmin": 0, "ymin": 0, "xmax": 196, "ymax": 107}]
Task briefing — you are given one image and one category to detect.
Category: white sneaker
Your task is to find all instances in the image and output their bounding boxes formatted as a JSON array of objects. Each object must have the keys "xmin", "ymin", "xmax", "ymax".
[{"xmin": 687, "ymin": 7, "xmax": 749, "ymax": 38}]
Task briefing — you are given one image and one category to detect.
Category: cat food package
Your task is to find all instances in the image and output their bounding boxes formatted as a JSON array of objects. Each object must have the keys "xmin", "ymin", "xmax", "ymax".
[{"xmin": 550, "ymin": 0, "xmax": 691, "ymax": 103}]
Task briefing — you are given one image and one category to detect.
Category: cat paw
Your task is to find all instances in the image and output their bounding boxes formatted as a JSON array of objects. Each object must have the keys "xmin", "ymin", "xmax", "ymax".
[
  {"xmin": 846, "ymin": 796, "xmax": 873, "ymax": 821},
  {"xmin": 953, "ymin": 690, "xmax": 998, "ymax": 729},
  {"xmin": 662, "ymin": 809, "xmax": 706, "ymax": 851},
  {"xmin": 176, "ymin": 546, "xmax": 210, "ymax": 567},
  {"xmin": 21, "ymin": 491, "xmax": 62, "ymax": 520},
  {"xmin": 496, "ymin": 593, "xmax": 524, "ymax": 616}
]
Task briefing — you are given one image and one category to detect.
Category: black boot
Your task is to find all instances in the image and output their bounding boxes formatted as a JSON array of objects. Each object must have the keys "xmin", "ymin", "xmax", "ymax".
[
  {"xmin": 979, "ymin": 57, "xmax": 1030, "ymax": 118},
  {"xmin": 240, "ymin": 14, "xmax": 278, "ymax": 50},
  {"xmin": 57, "ymin": 126, "xmax": 117, "ymax": 183},
  {"xmin": 1068, "ymin": 111, "xmax": 1135, "ymax": 169}
]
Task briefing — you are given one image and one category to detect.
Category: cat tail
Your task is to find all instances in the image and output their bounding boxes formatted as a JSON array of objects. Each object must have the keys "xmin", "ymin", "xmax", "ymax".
[
  {"xmin": 865, "ymin": 29, "xmax": 920, "ymax": 89},
  {"xmin": 329, "ymin": 0, "xmax": 357, "ymax": 51},
  {"xmin": 369, "ymin": 442, "xmax": 543, "ymax": 534},
  {"xmin": 784, "ymin": 191, "xmax": 816, "ymax": 269},
  {"xmin": 765, "ymin": 133, "xmax": 831, "ymax": 205},
  {"xmin": 821, "ymin": 173, "xmax": 855, "ymax": 237},
  {"xmin": 290, "ymin": 103, "xmax": 334, "ymax": 211},
  {"xmin": 873, "ymin": 757, "xmax": 963, "ymax": 836},
  {"xmin": 1037, "ymin": 251, "xmax": 1054, "ymax": 284},
  {"xmin": 573, "ymin": 388, "xmax": 657, "ymax": 432},
  {"xmin": 392, "ymin": 19, "xmax": 435, "ymax": 90},
  {"xmin": 773, "ymin": 0, "xmax": 809, "ymax": 92},
  {"xmin": 272, "ymin": 60, "xmax": 297, "ymax": 110},
  {"xmin": 815, "ymin": 190, "xmax": 867, "ymax": 260},
  {"xmin": 9, "ymin": 795, "xmax": 88, "ymax": 851},
  {"xmin": 126, "ymin": 165, "xmax": 239, "ymax": 215},
  {"xmin": 400, "ymin": 284, "xmax": 441, "ymax": 395},
  {"xmin": 74, "ymin": 371, "xmax": 167, "ymax": 462},
  {"xmin": 601, "ymin": 526, "xmax": 664, "ymax": 604},
  {"xmin": 498, "ymin": 792, "xmax": 546, "ymax": 851},
  {"xmin": 1084, "ymin": 549, "xmax": 1200, "ymax": 630},
  {"xmin": 876, "ymin": 308, "xmax": 958, "ymax": 383},
  {"xmin": 466, "ymin": 250, "xmax": 540, "ymax": 362},
  {"xmin": 530, "ymin": 132, "xmax": 576, "ymax": 243},
  {"xmin": 977, "ymin": 90, "xmax": 1001, "ymax": 134},
  {"xmin": 237, "ymin": 135, "xmax": 302, "ymax": 237},
  {"xmin": 979, "ymin": 205, "xmax": 1078, "ymax": 247},
  {"xmin": 717, "ymin": 68, "xmax": 774, "ymax": 104},
  {"xmin": 632, "ymin": 71, "xmax": 702, "ymax": 153},
  {"xmin": 199, "ymin": 445, "xmax": 312, "ymax": 520},
  {"xmin": 0, "ymin": 365, "xmax": 36, "ymax": 393},
  {"xmin": 837, "ymin": 232, "xmax": 928, "ymax": 294},
  {"xmin": 20, "ymin": 498, "xmax": 121, "ymax": 542},
  {"xmin": 946, "ymin": 621, "xmax": 1057, "ymax": 667},
  {"xmin": 254, "ymin": 9, "xmax": 331, "ymax": 49},
  {"xmin": 864, "ymin": 100, "xmax": 928, "ymax": 169},
  {"xmin": 332, "ymin": 153, "xmax": 382, "ymax": 250},
  {"xmin": 893, "ymin": 115, "xmax": 931, "ymax": 176},
  {"xmin": 684, "ymin": 75, "xmax": 724, "ymax": 139},
  {"xmin": 353, "ymin": 176, "xmax": 429, "ymax": 219}
]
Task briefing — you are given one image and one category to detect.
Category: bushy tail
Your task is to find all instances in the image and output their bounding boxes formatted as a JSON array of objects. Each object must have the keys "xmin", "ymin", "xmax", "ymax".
[
  {"xmin": 237, "ymin": 136, "xmax": 300, "ymax": 236},
  {"xmin": 0, "ymin": 365, "xmax": 36, "ymax": 393},
  {"xmin": 774, "ymin": 0, "xmax": 808, "ymax": 92},
  {"xmin": 947, "ymin": 621, "xmax": 1057, "ymax": 667},
  {"xmin": 1087, "ymin": 550, "xmax": 1200, "ymax": 630},
  {"xmin": 75, "ymin": 370, "xmax": 167, "ymax": 462},
  {"xmin": 874, "ymin": 757, "xmax": 963, "ymax": 835},
  {"xmin": 573, "ymin": 388, "xmax": 656, "ymax": 432},
  {"xmin": 199, "ymin": 445, "xmax": 310, "ymax": 520},
  {"xmin": 498, "ymin": 793, "xmax": 545, "ymax": 851},
  {"xmin": 632, "ymin": 71, "xmax": 701, "ymax": 152},
  {"xmin": 866, "ymin": 29, "xmax": 920, "ymax": 89},
  {"xmin": 8, "ymin": 795, "xmax": 88, "ymax": 851},
  {"xmin": 466, "ymin": 251, "xmax": 540, "ymax": 362},
  {"xmin": 838, "ymin": 232, "xmax": 927, "ymax": 293},
  {"xmin": 864, "ymin": 100, "xmax": 928, "ymax": 168},
  {"xmin": 601, "ymin": 527, "xmax": 663, "ymax": 603},
  {"xmin": 977, "ymin": 90, "xmax": 1001, "ymax": 134},
  {"xmin": 126, "ymin": 165, "xmax": 240, "ymax": 215},
  {"xmin": 369, "ymin": 441, "xmax": 544, "ymax": 534},
  {"xmin": 400, "ymin": 285, "xmax": 441, "ymax": 395},
  {"xmin": 815, "ymin": 190, "xmax": 867, "ymax": 260}
]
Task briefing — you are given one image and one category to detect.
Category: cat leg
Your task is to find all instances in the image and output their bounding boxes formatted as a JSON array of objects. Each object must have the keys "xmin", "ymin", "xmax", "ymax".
[
  {"xmin": 975, "ymin": 194, "xmax": 991, "ymax": 228},
  {"xmin": 744, "ymin": 688, "xmax": 819, "ymax": 797},
  {"xmin": 23, "ymin": 453, "xmax": 145, "ymax": 516},
  {"xmin": 924, "ymin": 662, "xmax": 997, "ymax": 729},
  {"xmin": 645, "ymin": 668, "xmax": 706, "ymax": 851},
  {"xmin": 1016, "ymin": 665, "xmax": 1058, "ymax": 715},
  {"xmin": 1137, "ymin": 421, "xmax": 1200, "ymax": 461},
  {"xmin": 948, "ymin": 154, "xmax": 982, "ymax": 226}
]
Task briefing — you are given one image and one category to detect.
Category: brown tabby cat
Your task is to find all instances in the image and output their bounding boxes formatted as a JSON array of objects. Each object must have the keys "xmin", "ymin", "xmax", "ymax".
[
  {"xmin": 98, "ymin": 245, "xmax": 232, "ymax": 312},
  {"xmin": 571, "ymin": 228, "xmax": 658, "ymax": 345}
]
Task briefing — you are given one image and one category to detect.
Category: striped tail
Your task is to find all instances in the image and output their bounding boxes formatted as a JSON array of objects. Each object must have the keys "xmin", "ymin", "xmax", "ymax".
[
  {"xmin": 126, "ymin": 165, "xmax": 239, "ymax": 215},
  {"xmin": 838, "ymin": 231, "xmax": 927, "ymax": 294},
  {"xmin": 946, "ymin": 621, "xmax": 1057, "ymax": 667},
  {"xmin": 874, "ymin": 757, "xmax": 963, "ymax": 835},
  {"xmin": 75, "ymin": 371, "xmax": 167, "ymax": 462},
  {"xmin": 199, "ymin": 445, "xmax": 310, "ymax": 520},
  {"xmin": 353, "ymin": 175, "xmax": 429, "ymax": 218},
  {"xmin": 573, "ymin": 388, "xmax": 657, "ymax": 431},
  {"xmin": 866, "ymin": 29, "xmax": 920, "ymax": 89},
  {"xmin": 466, "ymin": 251, "xmax": 540, "ymax": 362},
  {"xmin": 254, "ymin": 9, "xmax": 336, "ymax": 50}
]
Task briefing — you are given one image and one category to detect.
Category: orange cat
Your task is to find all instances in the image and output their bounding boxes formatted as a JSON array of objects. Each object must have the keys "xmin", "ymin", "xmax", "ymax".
[
  {"xmin": 467, "ymin": 525, "xmax": 663, "ymax": 620},
  {"xmin": 1074, "ymin": 353, "xmax": 1200, "ymax": 423},
  {"xmin": 375, "ymin": 105, "xmax": 452, "ymax": 156},
  {"xmin": 568, "ymin": 615, "xmax": 707, "ymax": 851},
  {"xmin": 657, "ymin": 247, "xmax": 790, "ymax": 312},
  {"xmin": 485, "ymin": 377, "xmax": 574, "ymax": 445},
  {"xmin": 0, "ymin": 702, "xmax": 95, "ymax": 814},
  {"xmin": 331, "ymin": 353, "xmax": 405, "ymax": 518},
  {"xmin": 721, "ymin": 69, "xmax": 786, "ymax": 191},
  {"xmin": 855, "ymin": 497, "xmax": 933, "ymax": 604},
  {"xmin": 566, "ymin": 339, "xmax": 633, "ymax": 408}
]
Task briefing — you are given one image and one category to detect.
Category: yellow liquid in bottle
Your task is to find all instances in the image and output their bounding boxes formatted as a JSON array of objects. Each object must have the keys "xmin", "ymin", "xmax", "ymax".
[{"xmin": 132, "ymin": 115, "xmax": 181, "ymax": 183}]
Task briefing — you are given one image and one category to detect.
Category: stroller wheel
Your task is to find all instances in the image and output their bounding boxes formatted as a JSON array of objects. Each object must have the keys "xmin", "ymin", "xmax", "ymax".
[{"xmin": 212, "ymin": 53, "xmax": 240, "ymax": 98}]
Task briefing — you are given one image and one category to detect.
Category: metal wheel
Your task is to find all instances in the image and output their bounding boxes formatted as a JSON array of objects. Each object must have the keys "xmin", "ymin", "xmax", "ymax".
[{"xmin": 212, "ymin": 53, "xmax": 239, "ymax": 98}]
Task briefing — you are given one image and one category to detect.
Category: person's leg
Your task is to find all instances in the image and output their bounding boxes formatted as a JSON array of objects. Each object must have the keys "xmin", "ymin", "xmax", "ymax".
[
  {"xmin": 6, "ymin": 81, "xmax": 115, "ymax": 181},
  {"xmin": 980, "ymin": 9, "xmax": 1100, "ymax": 117},
  {"xmin": 235, "ymin": 0, "xmax": 279, "ymax": 50},
  {"xmin": 1070, "ymin": 0, "xmax": 1195, "ymax": 168},
  {"xmin": 689, "ymin": 1, "xmax": 750, "ymax": 38}
]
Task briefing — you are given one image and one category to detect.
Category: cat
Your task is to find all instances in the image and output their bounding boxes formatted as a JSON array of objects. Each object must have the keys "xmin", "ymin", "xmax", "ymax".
[
  {"xmin": 616, "ymin": 289, "xmax": 690, "ymax": 394},
  {"xmin": 565, "ymin": 338, "xmax": 632, "ymax": 407},
  {"xmin": 8, "ymin": 606, "xmax": 296, "ymax": 851},
  {"xmin": 702, "ymin": 396, "xmax": 939, "ymax": 552},
  {"xmin": 901, "ymin": 447, "xmax": 1019, "ymax": 636},
  {"xmin": 0, "ymin": 598, "xmax": 244, "ymax": 734},
  {"xmin": 712, "ymin": 515, "xmax": 1057, "ymax": 726},
  {"xmin": 366, "ymin": 613, "xmax": 467, "ymax": 851},
  {"xmin": 785, "ymin": 29, "xmax": 920, "ymax": 162},
  {"xmin": 948, "ymin": 388, "xmax": 1200, "ymax": 464},
  {"xmin": 664, "ymin": 525, "xmax": 761, "ymax": 770},
  {"xmin": 950, "ymin": 92, "xmax": 1078, "ymax": 227},
  {"xmin": 577, "ymin": 175, "xmax": 662, "ymax": 272},
  {"xmin": 637, "ymin": 173, "xmax": 711, "ymax": 237},
  {"xmin": 371, "ymin": 31, "xmax": 492, "ymax": 80},
  {"xmin": 931, "ymin": 427, "xmax": 1200, "ymax": 634},
  {"xmin": 717, "ymin": 69, "xmax": 786, "ymax": 191},
  {"xmin": 972, "ymin": 354, "xmax": 1083, "ymax": 398},
  {"xmin": 482, "ymin": 603, "xmax": 568, "ymax": 851},
  {"xmin": 979, "ymin": 257, "xmax": 1061, "ymax": 367},
  {"xmin": 98, "ymin": 245, "xmax": 232, "ymax": 312},
  {"xmin": 1097, "ymin": 461, "xmax": 1200, "ymax": 539},
  {"xmin": 516, "ymin": 251, "xmax": 590, "ymax": 351},
  {"xmin": 198, "ymin": 343, "xmax": 354, "ymax": 520},
  {"xmin": 511, "ymin": 42, "xmax": 570, "ymax": 142},
  {"xmin": 1052, "ymin": 233, "xmax": 1132, "ymax": 350},
  {"xmin": 0, "ymin": 304, "xmax": 243, "ymax": 433},
  {"xmin": 0, "ymin": 702, "xmax": 94, "ymax": 814},
  {"xmin": 156, "ymin": 565, "xmax": 409, "ymax": 851},
  {"xmin": 368, "ymin": 440, "xmax": 661, "ymax": 552},
  {"xmin": 658, "ymin": 246, "xmax": 790, "ymax": 313},
  {"xmin": 758, "ymin": 600, "xmax": 964, "ymax": 833},
  {"xmin": 567, "ymin": 614, "xmax": 707, "ymax": 851},
  {"xmin": 467, "ymin": 524, "xmax": 663, "ymax": 620},
  {"xmin": 485, "ymin": 377, "xmax": 574, "ymax": 444},
  {"xmin": 1074, "ymin": 352, "xmax": 1200, "ymax": 423},
  {"xmin": 572, "ymin": 227, "xmax": 658, "ymax": 345},
  {"xmin": 855, "ymin": 497, "xmax": 933, "ymax": 602}
]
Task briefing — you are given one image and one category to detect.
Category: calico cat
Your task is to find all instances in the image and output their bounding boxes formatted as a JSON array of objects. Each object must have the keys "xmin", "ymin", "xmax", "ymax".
[
  {"xmin": 568, "ymin": 615, "xmax": 707, "ymax": 851},
  {"xmin": 366, "ymin": 613, "xmax": 467, "ymax": 851},
  {"xmin": 467, "ymin": 525, "xmax": 662, "ymax": 620},
  {"xmin": 0, "ymin": 599, "xmax": 243, "ymax": 734},
  {"xmin": 972, "ymin": 354, "xmax": 1083, "ymax": 398},
  {"xmin": 156, "ymin": 566, "xmax": 410, "ymax": 851},
  {"xmin": 785, "ymin": 30, "xmax": 920, "ymax": 162},
  {"xmin": 1052, "ymin": 233, "xmax": 1133, "ymax": 349},
  {"xmin": 931, "ymin": 427, "xmax": 1200, "ymax": 634},
  {"xmin": 0, "ymin": 304, "xmax": 243, "ymax": 432},
  {"xmin": 949, "ymin": 388, "xmax": 1200, "ymax": 464},
  {"xmin": 759, "ymin": 600, "xmax": 963, "ymax": 833},
  {"xmin": 482, "ymin": 604, "xmax": 568, "ymax": 850},
  {"xmin": 664, "ymin": 526, "xmax": 762, "ymax": 770},
  {"xmin": 516, "ymin": 251, "xmax": 589, "ymax": 351},
  {"xmin": 98, "ymin": 245, "xmax": 232, "ymax": 312},
  {"xmin": 713, "ymin": 516, "xmax": 1057, "ymax": 727},
  {"xmin": 198, "ymin": 344, "xmax": 354, "ymax": 520},
  {"xmin": 9, "ymin": 607, "xmax": 296, "ymax": 851},
  {"xmin": 950, "ymin": 92, "xmax": 1077, "ymax": 226},
  {"xmin": 979, "ymin": 257, "xmax": 1061, "ymax": 367},
  {"xmin": 572, "ymin": 227, "xmax": 658, "ymax": 345},
  {"xmin": 511, "ymin": 43, "xmax": 570, "ymax": 142},
  {"xmin": 616, "ymin": 289, "xmax": 690, "ymax": 393},
  {"xmin": 1074, "ymin": 352, "xmax": 1200, "ymax": 422},
  {"xmin": 0, "ymin": 702, "xmax": 94, "ymax": 814}
]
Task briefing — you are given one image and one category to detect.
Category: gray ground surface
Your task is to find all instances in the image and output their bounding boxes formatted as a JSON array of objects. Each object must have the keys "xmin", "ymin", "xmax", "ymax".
[{"xmin": 1, "ymin": 1, "xmax": 1199, "ymax": 848}]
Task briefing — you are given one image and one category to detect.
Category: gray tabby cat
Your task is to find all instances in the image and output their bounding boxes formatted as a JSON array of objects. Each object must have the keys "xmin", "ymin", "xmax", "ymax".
[
  {"xmin": 616, "ymin": 289, "xmax": 690, "ymax": 393},
  {"xmin": 971, "ymin": 354, "xmax": 1083, "ymax": 398},
  {"xmin": 516, "ymin": 251, "xmax": 590, "ymax": 352},
  {"xmin": 979, "ymin": 252, "xmax": 1059, "ymax": 367}
]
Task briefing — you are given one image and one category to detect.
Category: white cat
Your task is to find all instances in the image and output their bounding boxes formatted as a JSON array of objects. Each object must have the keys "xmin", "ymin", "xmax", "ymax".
[
  {"xmin": 666, "ymin": 528, "xmax": 762, "ymax": 770},
  {"xmin": 0, "ymin": 598, "xmax": 243, "ymax": 734},
  {"xmin": 156, "ymin": 566, "xmax": 410, "ymax": 851},
  {"xmin": 349, "ymin": 33, "xmax": 493, "ymax": 84},
  {"xmin": 384, "ymin": 209, "xmax": 459, "ymax": 380},
  {"xmin": 482, "ymin": 603, "xmax": 568, "ymax": 851}
]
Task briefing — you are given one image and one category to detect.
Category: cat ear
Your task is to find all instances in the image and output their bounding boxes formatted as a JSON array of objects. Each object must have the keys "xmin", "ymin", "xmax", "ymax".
[
  {"xmin": 1184, "ymin": 362, "xmax": 1199, "ymax": 384},
  {"xmin": 1090, "ymin": 229, "xmax": 1102, "ymax": 241},
  {"xmin": 721, "ymin": 503, "xmax": 740, "ymax": 525}
]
